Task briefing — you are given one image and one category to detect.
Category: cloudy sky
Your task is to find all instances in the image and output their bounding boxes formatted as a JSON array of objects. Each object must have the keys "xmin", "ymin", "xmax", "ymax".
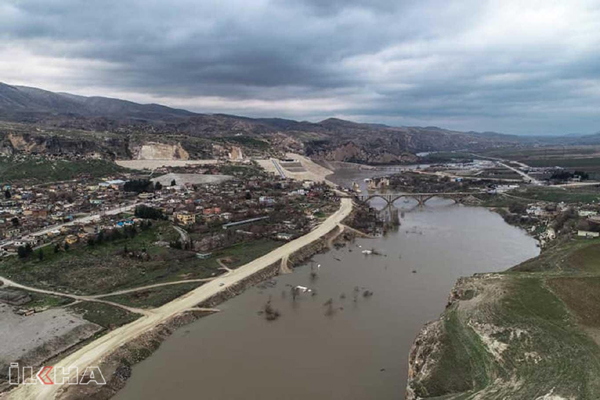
[{"xmin": 1, "ymin": 0, "xmax": 600, "ymax": 135}]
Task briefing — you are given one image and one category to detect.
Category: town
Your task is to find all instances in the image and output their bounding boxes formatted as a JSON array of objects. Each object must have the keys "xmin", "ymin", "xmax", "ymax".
[{"xmin": 0, "ymin": 160, "xmax": 338, "ymax": 259}]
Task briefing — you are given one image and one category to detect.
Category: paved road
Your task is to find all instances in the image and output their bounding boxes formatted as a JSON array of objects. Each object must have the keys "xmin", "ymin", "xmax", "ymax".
[
  {"xmin": 498, "ymin": 162, "xmax": 542, "ymax": 186},
  {"xmin": 6, "ymin": 197, "xmax": 353, "ymax": 400}
]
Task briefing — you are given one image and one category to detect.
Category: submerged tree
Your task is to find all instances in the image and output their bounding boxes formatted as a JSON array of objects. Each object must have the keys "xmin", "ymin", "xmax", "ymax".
[
  {"xmin": 263, "ymin": 297, "xmax": 281, "ymax": 321},
  {"xmin": 291, "ymin": 286, "xmax": 300, "ymax": 302},
  {"xmin": 324, "ymin": 298, "xmax": 336, "ymax": 316}
]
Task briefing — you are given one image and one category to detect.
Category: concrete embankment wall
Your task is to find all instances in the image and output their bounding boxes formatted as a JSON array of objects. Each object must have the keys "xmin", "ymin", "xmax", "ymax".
[{"xmin": 287, "ymin": 226, "xmax": 343, "ymax": 268}]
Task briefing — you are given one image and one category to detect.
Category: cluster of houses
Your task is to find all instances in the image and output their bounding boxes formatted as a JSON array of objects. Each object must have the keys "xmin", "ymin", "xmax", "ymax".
[
  {"xmin": 1, "ymin": 166, "xmax": 339, "ymax": 256},
  {"xmin": 519, "ymin": 201, "xmax": 600, "ymax": 245},
  {"xmin": 0, "ymin": 178, "xmax": 131, "ymax": 243}
]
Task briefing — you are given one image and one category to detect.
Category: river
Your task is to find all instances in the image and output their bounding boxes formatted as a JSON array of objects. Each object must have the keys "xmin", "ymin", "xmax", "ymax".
[{"xmin": 114, "ymin": 168, "xmax": 539, "ymax": 400}]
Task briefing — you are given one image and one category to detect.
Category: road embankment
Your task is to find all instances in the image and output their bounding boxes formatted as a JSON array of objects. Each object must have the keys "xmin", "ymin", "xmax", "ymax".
[{"xmin": 4, "ymin": 197, "xmax": 353, "ymax": 400}]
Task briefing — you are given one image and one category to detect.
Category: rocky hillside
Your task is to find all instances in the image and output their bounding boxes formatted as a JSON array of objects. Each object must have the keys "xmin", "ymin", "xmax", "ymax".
[
  {"xmin": 407, "ymin": 240, "xmax": 600, "ymax": 399},
  {"xmin": 0, "ymin": 82, "xmax": 540, "ymax": 163}
]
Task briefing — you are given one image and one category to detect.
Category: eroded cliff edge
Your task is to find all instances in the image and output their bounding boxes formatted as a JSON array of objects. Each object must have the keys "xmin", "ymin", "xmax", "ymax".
[{"xmin": 406, "ymin": 241, "xmax": 600, "ymax": 400}]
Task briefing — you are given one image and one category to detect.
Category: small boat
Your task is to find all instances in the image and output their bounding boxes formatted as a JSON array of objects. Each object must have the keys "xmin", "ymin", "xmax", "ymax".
[{"xmin": 294, "ymin": 285, "xmax": 312, "ymax": 293}]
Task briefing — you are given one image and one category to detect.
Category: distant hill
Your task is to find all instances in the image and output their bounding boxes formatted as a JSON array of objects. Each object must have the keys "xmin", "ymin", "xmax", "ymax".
[
  {"xmin": 0, "ymin": 82, "xmax": 566, "ymax": 164},
  {"xmin": 0, "ymin": 82, "xmax": 193, "ymax": 121}
]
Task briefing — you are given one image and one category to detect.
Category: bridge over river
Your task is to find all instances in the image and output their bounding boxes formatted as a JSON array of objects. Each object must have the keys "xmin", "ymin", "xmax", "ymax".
[{"xmin": 352, "ymin": 192, "xmax": 481, "ymax": 206}]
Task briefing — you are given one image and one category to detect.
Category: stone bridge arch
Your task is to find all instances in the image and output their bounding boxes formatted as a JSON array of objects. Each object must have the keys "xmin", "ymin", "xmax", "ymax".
[{"xmin": 355, "ymin": 192, "xmax": 475, "ymax": 206}]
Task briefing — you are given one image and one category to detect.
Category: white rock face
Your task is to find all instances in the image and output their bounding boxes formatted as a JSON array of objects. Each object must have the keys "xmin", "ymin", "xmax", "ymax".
[{"xmin": 135, "ymin": 142, "xmax": 190, "ymax": 160}]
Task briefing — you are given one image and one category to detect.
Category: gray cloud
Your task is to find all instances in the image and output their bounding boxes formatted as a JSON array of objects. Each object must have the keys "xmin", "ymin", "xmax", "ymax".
[{"xmin": 1, "ymin": 0, "xmax": 600, "ymax": 134}]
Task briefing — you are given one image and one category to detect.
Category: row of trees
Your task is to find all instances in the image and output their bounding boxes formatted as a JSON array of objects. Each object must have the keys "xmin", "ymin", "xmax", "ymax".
[
  {"xmin": 87, "ymin": 221, "xmax": 153, "ymax": 247},
  {"xmin": 135, "ymin": 205, "xmax": 165, "ymax": 220},
  {"xmin": 123, "ymin": 179, "xmax": 175, "ymax": 193},
  {"xmin": 550, "ymin": 170, "xmax": 590, "ymax": 181},
  {"xmin": 123, "ymin": 179, "xmax": 154, "ymax": 193}
]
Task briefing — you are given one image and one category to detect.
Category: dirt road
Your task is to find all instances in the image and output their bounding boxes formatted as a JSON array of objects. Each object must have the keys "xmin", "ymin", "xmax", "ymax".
[
  {"xmin": 0, "ymin": 276, "xmax": 151, "ymax": 316},
  {"xmin": 6, "ymin": 197, "xmax": 353, "ymax": 400}
]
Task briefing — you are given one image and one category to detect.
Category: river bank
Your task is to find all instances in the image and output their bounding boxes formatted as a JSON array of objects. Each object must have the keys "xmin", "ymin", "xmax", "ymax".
[
  {"xmin": 111, "ymin": 173, "xmax": 538, "ymax": 400},
  {"xmin": 59, "ymin": 211, "xmax": 368, "ymax": 400},
  {"xmin": 405, "ymin": 228, "xmax": 600, "ymax": 398},
  {"xmin": 4, "ymin": 193, "xmax": 354, "ymax": 400}
]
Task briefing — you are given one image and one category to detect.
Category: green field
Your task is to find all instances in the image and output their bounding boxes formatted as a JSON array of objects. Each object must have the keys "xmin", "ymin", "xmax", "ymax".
[
  {"xmin": 69, "ymin": 302, "xmax": 141, "ymax": 330},
  {"xmin": 212, "ymin": 239, "xmax": 282, "ymax": 268},
  {"xmin": 512, "ymin": 186, "xmax": 600, "ymax": 203},
  {"xmin": 0, "ymin": 224, "xmax": 282, "ymax": 296},
  {"xmin": 103, "ymin": 282, "xmax": 205, "ymax": 309},
  {"xmin": 0, "ymin": 222, "xmax": 224, "ymax": 295},
  {"xmin": 478, "ymin": 146, "xmax": 600, "ymax": 179},
  {"xmin": 0, "ymin": 157, "xmax": 127, "ymax": 183}
]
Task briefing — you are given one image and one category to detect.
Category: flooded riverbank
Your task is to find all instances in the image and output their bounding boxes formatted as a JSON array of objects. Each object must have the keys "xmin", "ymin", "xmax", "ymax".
[{"xmin": 114, "ymin": 169, "xmax": 539, "ymax": 400}]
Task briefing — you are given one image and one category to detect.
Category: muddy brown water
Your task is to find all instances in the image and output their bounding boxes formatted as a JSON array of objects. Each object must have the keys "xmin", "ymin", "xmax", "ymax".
[{"xmin": 114, "ymin": 169, "xmax": 539, "ymax": 400}]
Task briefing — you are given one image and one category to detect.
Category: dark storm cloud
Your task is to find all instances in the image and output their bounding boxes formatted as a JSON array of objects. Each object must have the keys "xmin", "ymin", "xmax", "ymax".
[{"xmin": 1, "ymin": 0, "xmax": 600, "ymax": 134}]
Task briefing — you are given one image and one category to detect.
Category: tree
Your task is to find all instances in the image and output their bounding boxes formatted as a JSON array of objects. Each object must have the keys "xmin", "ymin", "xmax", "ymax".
[
  {"xmin": 4, "ymin": 189, "xmax": 11, "ymax": 199},
  {"xmin": 54, "ymin": 244, "xmax": 61, "ymax": 253},
  {"xmin": 508, "ymin": 202, "xmax": 527, "ymax": 215},
  {"xmin": 123, "ymin": 179, "xmax": 153, "ymax": 193},
  {"xmin": 37, "ymin": 249, "xmax": 44, "ymax": 261},
  {"xmin": 17, "ymin": 246, "xmax": 27, "ymax": 259},
  {"xmin": 291, "ymin": 286, "xmax": 300, "ymax": 302},
  {"xmin": 154, "ymin": 181, "xmax": 163, "ymax": 191},
  {"xmin": 125, "ymin": 225, "xmax": 137, "ymax": 238},
  {"xmin": 135, "ymin": 205, "xmax": 164, "ymax": 220},
  {"xmin": 171, "ymin": 179, "xmax": 177, "ymax": 186},
  {"xmin": 574, "ymin": 170, "xmax": 590, "ymax": 180}
]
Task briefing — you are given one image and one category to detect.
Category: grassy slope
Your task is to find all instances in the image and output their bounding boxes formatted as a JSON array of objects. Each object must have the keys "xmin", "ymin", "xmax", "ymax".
[
  {"xmin": 0, "ymin": 157, "xmax": 126, "ymax": 183},
  {"xmin": 411, "ymin": 239, "xmax": 600, "ymax": 399},
  {"xmin": 102, "ymin": 282, "xmax": 204, "ymax": 309}
]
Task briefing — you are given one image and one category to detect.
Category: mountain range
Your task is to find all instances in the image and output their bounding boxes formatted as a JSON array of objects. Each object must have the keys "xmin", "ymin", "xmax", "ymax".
[{"xmin": 0, "ymin": 82, "xmax": 593, "ymax": 163}]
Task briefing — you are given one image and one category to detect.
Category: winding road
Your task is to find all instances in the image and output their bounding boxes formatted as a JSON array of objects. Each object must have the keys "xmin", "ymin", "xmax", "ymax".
[{"xmin": 5, "ymin": 197, "xmax": 353, "ymax": 400}]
